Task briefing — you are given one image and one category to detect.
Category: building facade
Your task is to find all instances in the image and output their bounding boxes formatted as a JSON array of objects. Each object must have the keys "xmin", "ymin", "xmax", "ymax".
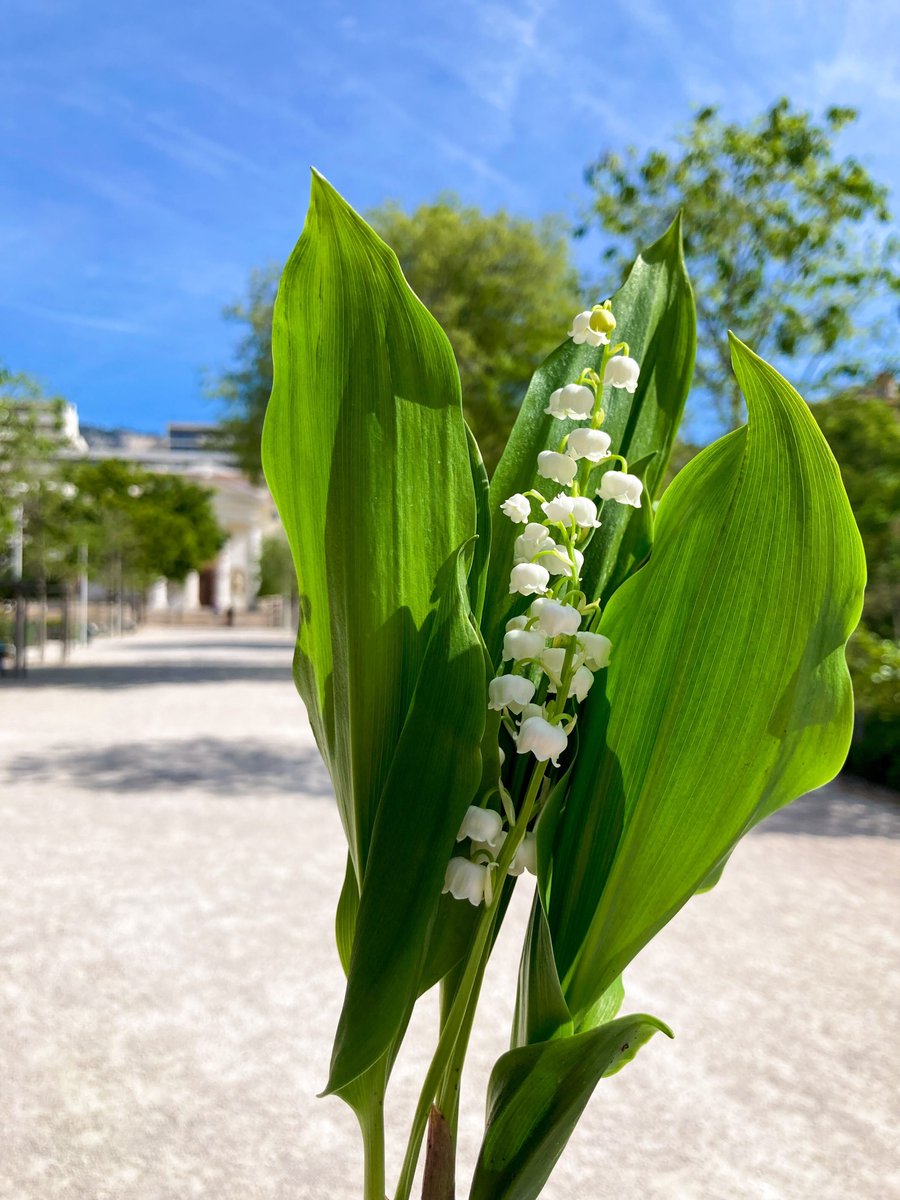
[{"xmin": 75, "ymin": 417, "xmax": 280, "ymax": 615}]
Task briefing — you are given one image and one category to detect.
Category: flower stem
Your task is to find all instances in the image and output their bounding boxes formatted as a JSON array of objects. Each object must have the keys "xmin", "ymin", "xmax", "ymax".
[
  {"xmin": 359, "ymin": 1086, "xmax": 386, "ymax": 1200},
  {"xmin": 392, "ymin": 761, "xmax": 549, "ymax": 1200}
]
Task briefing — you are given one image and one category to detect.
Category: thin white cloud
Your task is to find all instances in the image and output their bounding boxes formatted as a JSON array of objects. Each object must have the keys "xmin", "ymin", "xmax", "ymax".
[{"xmin": 2, "ymin": 300, "xmax": 154, "ymax": 336}]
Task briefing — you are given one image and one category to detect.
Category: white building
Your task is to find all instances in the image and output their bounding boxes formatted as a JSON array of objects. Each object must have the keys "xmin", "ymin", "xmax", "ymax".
[{"xmin": 75, "ymin": 417, "xmax": 280, "ymax": 615}]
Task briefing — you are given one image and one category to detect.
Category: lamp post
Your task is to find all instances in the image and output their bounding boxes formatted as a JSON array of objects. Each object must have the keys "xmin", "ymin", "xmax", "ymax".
[
  {"xmin": 9, "ymin": 486, "xmax": 27, "ymax": 676},
  {"xmin": 78, "ymin": 542, "xmax": 88, "ymax": 646}
]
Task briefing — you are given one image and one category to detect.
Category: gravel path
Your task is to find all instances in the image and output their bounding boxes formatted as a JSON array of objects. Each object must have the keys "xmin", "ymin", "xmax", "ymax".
[{"xmin": 1, "ymin": 627, "xmax": 898, "ymax": 1200}]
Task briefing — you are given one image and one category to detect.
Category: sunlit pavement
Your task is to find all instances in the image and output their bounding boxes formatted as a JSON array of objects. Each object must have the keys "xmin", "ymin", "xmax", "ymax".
[{"xmin": 1, "ymin": 626, "xmax": 898, "ymax": 1200}]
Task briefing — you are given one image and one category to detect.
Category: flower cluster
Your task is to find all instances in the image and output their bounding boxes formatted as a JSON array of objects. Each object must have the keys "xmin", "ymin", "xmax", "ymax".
[{"xmin": 444, "ymin": 303, "xmax": 644, "ymax": 907}]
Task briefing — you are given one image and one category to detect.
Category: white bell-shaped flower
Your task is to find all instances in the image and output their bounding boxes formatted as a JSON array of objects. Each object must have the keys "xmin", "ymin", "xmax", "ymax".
[
  {"xmin": 568, "ymin": 309, "xmax": 614, "ymax": 347},
  {"xmin": 506, "ymin": 614, "xmax": 528, "ymax": 632},
  {"xmin": 577, "ymin": 631, "xmax": 612, "ymax": 669},
  {"xmin": 509, "ymin": 562, "xmax": 550, "ymax": 596},
  {"xmin": 530, "ymin": 597, "xmax": 581, "ymax": 637},
  {"xmin": 541, "ymin": 493, "xmax": 575, "ymax": 524},
  {"xmin": 512, "ymin": 831, "xmax": 537, "ymax": 876},
  {"xmin": 544, "ymin": 383, "xmax": 594, "ymax": 420},
  {"xmin": 603, "ymin": 355, "xmax": 640, "ymax": 393},
  {"xmin": 443, "ymin": 857, "xmax": 488, "ymax": 906},
  {"xmin": 540, "ymin": 645, "xmax": 585, "ymax": 687},
  {"xmin": 488, "ymin": 674, "xmax": 536, "ymax": 713},
  {"xmin": 537, "ymin": 451, "xmax": 578, "ymax": 486},
  {"xmin": 542, "ymin": 545, "xmax": 583, "ymax": 577},
  {"xmin": 517, "ymin": 716, "xmax": 568, "ymax": 766},
  {"xmin": 456, "ymin": 805, "xmax": 503, "ymax": 847},
  {"xmin": 567, "ymin": 664, "xmax": 595, "ymax": 703},
  {"xmin": 503, "ymin": 628, "xmax": 545, "ymax": 662},
  {"xmin": 598, "ymin": 470, "xmax": 643, "ymax": 508},
  {"xmin": 514, "ymin": 523, "xmax": 555, "ymax": 563},
  {"xmin": 567, "ymin": 427, "xmax": 612, "ymax": 462},
  {"xmin": 501, "ymin": 493, "xmax": 531, "ymax": 523},
  {"xmin": 519, "ymin": 702, "xmax": 545, "ymax": 722},
  {"xmin": 570, "ymin": 496, "xmax": 601, "ymax": 528}
]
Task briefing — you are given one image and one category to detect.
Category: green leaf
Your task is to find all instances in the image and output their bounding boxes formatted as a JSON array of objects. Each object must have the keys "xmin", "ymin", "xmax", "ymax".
[
  {"xmin": 466, "ymin": 421, "xmax": 492, "ymax": 625},
  {"xmin": 548, "ymin": 337, "xmax": 866, "ymax": 1021},
  {"xmin": 470, "ymin": 1015, "xmax": 672, "ymax": 1200},
  {"xmin": 512, "ymin": 896, "xmax": 573, "ymax": 1050},
  {"xmin": 482, "ymin": 215, "xmax": 695, "ymax": 660},
  {"xmin": 262, "ymin": 171, "xmax": 477, "ymax": 880},
  {"xmin": 326, "ymin": 548, "xmax": 486, "ymax": 1093},
  {"xmin": 335, "ymin": 854, "xmax": 359, "ymax": 976}
]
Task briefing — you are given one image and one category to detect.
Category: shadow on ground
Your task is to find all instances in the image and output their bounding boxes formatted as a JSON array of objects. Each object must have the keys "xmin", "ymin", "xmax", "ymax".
[
  {"xmin": 6, "ymin": 737, "xmax": 332, "ymax": 798},
  {"xmin": 6, "ymin": 662, "xmax": 293, "ymax": 689},
  {"xmin": 753, "ymin": 781, "xmax": 900, "ymax": 840}
]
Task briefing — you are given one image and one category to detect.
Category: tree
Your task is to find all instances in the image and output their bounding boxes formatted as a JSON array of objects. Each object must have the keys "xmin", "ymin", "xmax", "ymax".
[
  {"xmin": 62, "ymin": 460, "xmax": 225, "ymax": 594},
  {"xmin": 0, "ymin": 366, "xmax": 74, "ymax": 587},
  {"xmin": 214, "ymin": 199, "xmax": 581, "ymax": 476},
  {"xmin": 812, "ymin": 376, "xmax": 900, "ymax": 639},
  {"xmin": 257, "ymin": 531, "xmax": 297, "ymax": 598},
  {"xmin": 368, "ymin": 199, "xmax": 581, "ymax": 469},
  {"xmin": 214, "ymin": 268, "xmax": 278, "ymax": 483},
  {"xmin": 581, "ymin": 98, "xmax": 900, "ymax": 433}
]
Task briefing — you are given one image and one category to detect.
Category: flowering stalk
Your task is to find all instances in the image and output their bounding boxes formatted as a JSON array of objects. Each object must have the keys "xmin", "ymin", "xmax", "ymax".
[{"xmin": 408, "ymin": 302, "xmax": 641, "ymax": 1196}]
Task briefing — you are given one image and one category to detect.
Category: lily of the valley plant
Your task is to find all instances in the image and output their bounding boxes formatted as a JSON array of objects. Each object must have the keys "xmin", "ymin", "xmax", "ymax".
[{"xmin": 262, "ymin": 173, "xmax": 865, "ymax": 1200}]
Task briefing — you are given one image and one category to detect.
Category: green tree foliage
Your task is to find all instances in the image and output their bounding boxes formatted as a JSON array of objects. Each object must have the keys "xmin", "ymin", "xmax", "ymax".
[
  {"xmin": 214, "ymin": 268, "xmax": 278, "ymax": 483},
  {"xmin": 62, "ymin": 460, "xmax": 224, "ymax": 592},
  {"xmin": 813, "ymin": 379, "xmax": 900, "ymax": 639},
  {"xmin": 0, "ymin": 366, "xmax": 66, "ymax": 556},
  {"xmin": 845, "ymin": 628, "xmax": 900, "ymax": 790},
  {"xmin": 814, "ymin": 378, "xmax": 900, "ymax": 790},
  {"xmin": 215, "ymin": 199, "xmax": 581, "ymax": 476},
  {"xmin": 581, "ymin": 98, "xmax": 900, "ymax": 432},
  {"xmin": 257, "ymin": 531, "xmax": 297, "ymax": 598},
  {"xmin": 368, "ymin": 199, "xmax": 581, "ymax": 470}
]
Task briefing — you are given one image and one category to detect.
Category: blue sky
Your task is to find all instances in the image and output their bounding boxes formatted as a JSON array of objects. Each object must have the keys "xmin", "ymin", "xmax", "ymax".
[{"xmin": 2, "ymin": 0, "xmax": 898, "ymax": 433}]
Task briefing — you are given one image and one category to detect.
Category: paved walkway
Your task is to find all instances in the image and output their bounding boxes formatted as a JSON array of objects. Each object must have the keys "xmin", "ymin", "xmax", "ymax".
[{"xmin": 1, "ymin": 627, "xmax": 898, "ymax": 1200}]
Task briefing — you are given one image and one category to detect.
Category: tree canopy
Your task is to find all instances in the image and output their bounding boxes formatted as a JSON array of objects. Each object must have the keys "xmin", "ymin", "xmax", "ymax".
[
  {"xmin": 812, "ymin": 377, "xmax": 900, "ymax": 639},
  {"xmin": 60, "ymin": 460, "xmax": 225, "ymax": 592},
  {"xmin": 580, "ymin": 98, "xmax": 900, "ymax": 433},
  {"xmin": 214, "ymin": 197, "xmax": 581, "ymax": 476}
]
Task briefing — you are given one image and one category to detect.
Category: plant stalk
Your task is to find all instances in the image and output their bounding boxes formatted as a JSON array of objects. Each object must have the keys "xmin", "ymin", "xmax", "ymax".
[
  {"xmin": 393, "ymin": 760, "xmax": 549, "ymax": 1200},
  {"xmin": 359, "ymin": 1084, "xmax": 386, "ymax": 1200}
]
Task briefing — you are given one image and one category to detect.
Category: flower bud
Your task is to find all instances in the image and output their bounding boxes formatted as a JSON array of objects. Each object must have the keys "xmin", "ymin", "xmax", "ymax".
[
  {"xmin": 456, "ymin": 805, "xmax": 503, "ymax": 847},
  {"xmin": 544, "ymin": 383, "xmax": 594, "ymax": 420},
  {"xmin": 589, "ymin": 306, "xmax": 617, "ymax": 336},
  {"xmin": 443, "ymin": 857, "xmax": 488, "ymax": 906},
  {"xmin": 537, "ymin": 451, "xmax": 578, "ymax": 486},
  {"xmin": 509, "ymin": 562, "xmax": 550, "ymax": 596},
  {"xmin": 503, "ymin": 628, "xmax": 545, "ymax": 662},
  {"xmin": 501, "ymin": 493, "xmax": 532, "ymax": 523},
  {"xmin": 488, "ymin": 674, "xmax": 536, "ymax": 713},
  {"xmin": 516, "ymin": 716, "xmax": 568, "ymax": 766},
  {"xmin": 530, "ymin": 597, "xmax": 581, "ymax": 637},
  {"xmin": 577, "ymin": 631, "xmax": 612, "ymax": 669},
  {"xmin": 603, "ymin": 355, "xmax": 640, "ymax": 394},
  {"xmin": 598, "ymin": 470, "xmax": 643, "ymax": 508},
  {"xmin": 567, "ymin": 427, "xmax": 612, "ymax": 463}
]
